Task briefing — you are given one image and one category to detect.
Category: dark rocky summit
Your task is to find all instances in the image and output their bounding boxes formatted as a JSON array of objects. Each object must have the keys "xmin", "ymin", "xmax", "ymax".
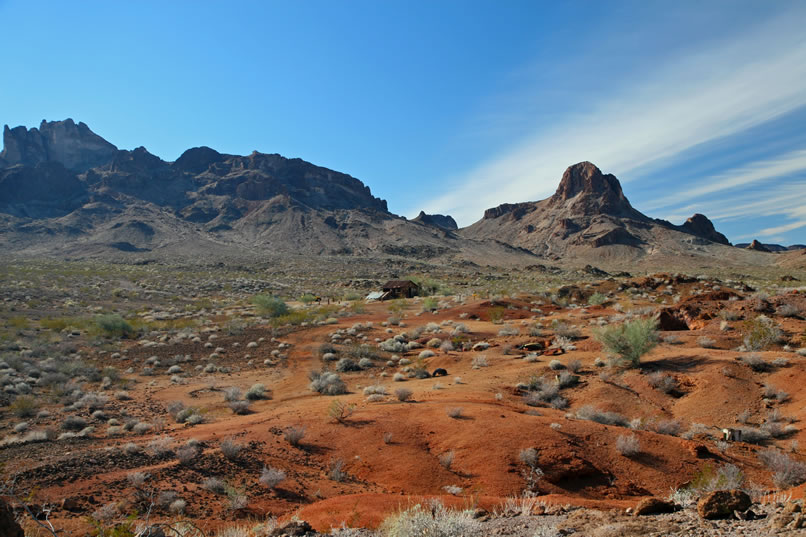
[
  {"xmin": 412, "ymin": 211, "xmax": 458, "ymax": 230},
  {"xmin": 745, "ymin": 239, "xmax": 771, "ymax": 252},
  {"xmin": 1, "ymin": 119, "xmax": 118, "ymax": 172},
  {"xmin": 681, "ymin": 213, "xmax": 730, "ymax": 245}
]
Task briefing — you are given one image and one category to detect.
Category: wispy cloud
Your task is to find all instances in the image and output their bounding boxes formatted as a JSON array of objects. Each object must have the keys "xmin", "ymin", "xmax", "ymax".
[
  {"xmin": 422, "ymin": 5, "xmax": 806, "ymax": 227},
  {"xmin": 644, "ymin": 149, "xmax": 806, "ymax": 212}
]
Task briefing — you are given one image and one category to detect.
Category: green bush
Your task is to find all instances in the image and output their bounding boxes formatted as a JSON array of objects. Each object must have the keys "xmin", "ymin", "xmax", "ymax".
[
  {"xmin": 594, "ymin": 317, "xmax": 658, "ymax": 367},
  {"xmin": 252, "ymin": 295, "xmax": 289, "ymax": 317},
  {"xmin": 587, "ymin": 292, "xmax": 607, "ymax": 306},
  {"xmin": 742, "ymin": 315, "xmax": 781, "ymax": 351},
  {"xmin": 95, "ymin": 314, "xmax": 134, "ymax": 338}
]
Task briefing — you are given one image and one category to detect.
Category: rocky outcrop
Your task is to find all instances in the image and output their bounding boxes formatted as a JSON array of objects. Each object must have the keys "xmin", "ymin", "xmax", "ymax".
[
  {"xmin": 634, "ymin": 497, "xmax": 679, "ymax": 516},
  {"xmin": 746, "ymin": 240, "xmax": 771, "ymax": 252},
  {"xmin": 1, "ymin": 119, "xmax": 118, "ymax": 172},
  {"xmin": 462, "ymin": 162, "xmax": 735, "ymax": 261},
  {"xmin": 412, "ymin": 211, "xmax": 458, "ymax": 230},
  {"xmin": 681, "ymin": 214, "xmax": 729, "ymax": 245},
  {"xmin": 697, "ymin": 490, "xmax": 751, "ymax": 519}
]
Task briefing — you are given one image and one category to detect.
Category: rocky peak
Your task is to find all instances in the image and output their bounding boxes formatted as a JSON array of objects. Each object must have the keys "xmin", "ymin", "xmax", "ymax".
[
  {"xmin": 412, "ymin": 211, "xmax": 458, "ymax": 230},
  {"xmin": 550, "ymin": 162, "xmax": 637, "ymax": 217},
  {"xmin": 173, "ymin": 146, "xmax": 225, "ymax": 174},
  {"xmin": 1, "ymin": 119, "xmax": 118, "ymax": 172},
  {"xmin": 681, "ymin": 213, "xmax": 729, "ymax": 245},
  {"xmin": 746, "ymin": 240, "xmax": 771, "ymax": 252}
]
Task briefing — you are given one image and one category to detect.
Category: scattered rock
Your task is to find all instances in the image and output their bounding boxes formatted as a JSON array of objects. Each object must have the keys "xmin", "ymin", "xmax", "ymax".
[
  {"xmin": 633, "ymin": 497, "xmax": 678, "ymax": 516},
  {"xmin": 269, "ymin": 520, "xmax": 316, "ymax": 537},
  {"xmin": 697, "ymin": 489, "xmax": 751, "ymax": 520},
  {"xmin": 0, "ymin": 498, "xmax": 24, "ymax": 537}
]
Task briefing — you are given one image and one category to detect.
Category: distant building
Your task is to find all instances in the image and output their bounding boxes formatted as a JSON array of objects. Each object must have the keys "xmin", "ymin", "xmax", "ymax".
[{"xmin": 381, "ymin": 280, "xmax": 420, "ymax": 299}]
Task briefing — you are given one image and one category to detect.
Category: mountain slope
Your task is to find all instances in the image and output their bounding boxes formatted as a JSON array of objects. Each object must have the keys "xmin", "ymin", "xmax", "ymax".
[
  {"xmin": 460, "ymin": 162, "xmax": 762, "ymax": 269},
  {"xmin": 0, "ymin": 119, "xmax": 535, "ymax": 266}
]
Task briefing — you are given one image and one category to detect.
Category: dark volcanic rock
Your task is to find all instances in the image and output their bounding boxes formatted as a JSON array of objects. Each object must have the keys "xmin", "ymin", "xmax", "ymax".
[
  {"xmin": 634, "ymin": 497, "xmax": 679, "ymax": 516},
  {"xmin": 1, "ymin": 119, "xmax": 118, "ymax": 172},
  {"xmin": 697, "ymin": 489, "xmax": 751, "ymax": 519},
  {"xmin": 412, "ymin": 211, "xmax": 458, "ymax": 230},
  {"xmin": 746, "ymin": 240, "xmax": 771, "ymax": 252},
  {"xmin": 681, "ymin": 213, "xmax": 729, "ymax": 245},
  {"xmin": 0, "ymin": 161, "xmax": 87, "ymax": 217},
  {"xmin": 0, "ymin": 498, "xmax": 23, "ymax": 537},
  {"xmin": 173, "ymin": 146, "xmax": 226, "ymax": 174}
]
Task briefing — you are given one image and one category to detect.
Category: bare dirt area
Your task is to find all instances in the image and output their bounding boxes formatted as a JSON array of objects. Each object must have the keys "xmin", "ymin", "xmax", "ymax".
[{"xmin": 1, "ymin": 260, "xmax": 806, "ymax": 536}]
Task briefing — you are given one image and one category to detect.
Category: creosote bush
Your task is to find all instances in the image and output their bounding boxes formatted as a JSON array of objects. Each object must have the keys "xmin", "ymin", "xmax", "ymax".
[
  {"xmin": 95, "ymin": 314, "xmax": 135, "ymax": 338},
  {"xmin": 251, "ymin": 295, "xmax": 289, "ymax": 317},
  {"xmin": 309, "ymin": 370, "xmax": 348, "ymax": 395},
  {"xmin": 594, "ymin": 317, "xmax": 659, "ymax": 367}
]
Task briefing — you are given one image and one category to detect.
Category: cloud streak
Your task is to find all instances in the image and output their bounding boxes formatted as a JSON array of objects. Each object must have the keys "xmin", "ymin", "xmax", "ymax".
[{"xmin": 422, "ymin": 5, "xmax": 806, "ymax": 227}]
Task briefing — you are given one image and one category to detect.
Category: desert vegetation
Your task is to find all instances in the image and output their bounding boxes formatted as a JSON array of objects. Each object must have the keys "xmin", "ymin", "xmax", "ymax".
[{"xmin": 0, "ymin": 259, "xmax": 805, "ymax": 535}]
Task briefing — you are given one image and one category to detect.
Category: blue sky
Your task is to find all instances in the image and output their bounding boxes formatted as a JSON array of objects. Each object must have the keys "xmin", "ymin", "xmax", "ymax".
[{"xmin": 1, "ymin": 1, "xmax": 805, "ymax": 244}]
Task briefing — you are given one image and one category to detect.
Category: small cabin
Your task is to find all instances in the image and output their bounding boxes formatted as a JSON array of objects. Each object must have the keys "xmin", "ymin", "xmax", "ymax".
[{"xmin": 381, "ymin": 280, "xmax": 420, "ymax": 299}]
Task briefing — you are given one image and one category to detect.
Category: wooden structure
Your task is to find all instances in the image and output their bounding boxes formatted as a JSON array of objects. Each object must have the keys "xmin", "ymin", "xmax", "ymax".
[{"xmin": 381, "ymin": 280, "xmax": 420, "ymax": 299}]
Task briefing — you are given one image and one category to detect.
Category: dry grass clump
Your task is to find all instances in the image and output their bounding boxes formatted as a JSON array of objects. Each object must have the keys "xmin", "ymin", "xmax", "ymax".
[
  {"xmin": 616, "ymin": 435, "xmax": 641, "ymax": 456},
  {"xmin": 758, "ymin": 449, "xmax": 806, "ymax": 489},
  {"xmin": 574, "ymin": 405, "xmax": 629, "ymax": 427},
  {"xmin": 284, "ymin": 426, "xmax": 306, "ymax": 447}
]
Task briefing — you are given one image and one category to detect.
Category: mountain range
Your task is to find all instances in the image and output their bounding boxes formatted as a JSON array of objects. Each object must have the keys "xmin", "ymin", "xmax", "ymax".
[{"xmin": 0, "ymin": 119, "xmax": 799, "ymax": 269}]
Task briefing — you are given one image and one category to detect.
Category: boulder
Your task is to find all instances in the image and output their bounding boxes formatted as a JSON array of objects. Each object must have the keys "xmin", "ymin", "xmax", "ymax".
[
  {"xmin": 633, "ymin": 497, "xmax": 678, "ymax": 516},
  {"xmin": 697, "ymin": 489, "xmax": 751, "ymax": 519},
  {"xmin": 269, "ymin": 520, "xmax": 316, "ymax": 537},
  {"xmin": 0, "ymin": 498, "xmax": 23, "ymax": 537}
]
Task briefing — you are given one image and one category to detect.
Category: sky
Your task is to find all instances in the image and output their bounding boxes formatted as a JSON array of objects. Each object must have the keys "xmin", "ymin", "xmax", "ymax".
[{"xmin": 1, "ymin": 0, "xmax": 805, "ymax": 245}]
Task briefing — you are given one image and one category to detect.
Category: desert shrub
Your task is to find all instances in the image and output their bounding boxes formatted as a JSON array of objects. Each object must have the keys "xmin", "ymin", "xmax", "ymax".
[
  {"xmin": 739, "ymin": 427, "xmax": 771, "ymax": 444},
  {"xmin": 329, "ymin": 458, "xmax": 348, "ymax": 481},
  {"xmin": 308, "ymin": 370, "xmax": 348, "ymax": 395},
  {"xmin": 575, "ymin": 405, "xmax": 629, "ymax": 427},
  {"xmin": 697, "ymin": 336, "xmax": 716, "ymax": 349},
  {"xmin": 654, "ymin": 419, "xmax": 681, "ymax": 436},
  {"xmin": 427, "ymin": 338, "xmax": 442, "ymax": 348},
  {"xmin": 742, "ymin": 315, "xmax": 781, "ymax": 351},
  {"xmin": 95, "ymin": 314, "xmax": 134, "ymax": 338},
  {"xmin": 259, "ymin": 466, "xmax": 286, "ymax": 489},
  {"xmin": 740, "ymin": 353, "xmax": 771, "ymax": 372},
  {"xmin": 284, "ymin": 426, "xmax": 306, "ymax": 447},
  {"xmin": 62, "ymin": 415, "xmax": 88, "ymax": 431},
  {"xmin": 555, "ymin": 371, "xmax": 579, "ymax": 388},
  {"xmin": 616, "ymin": 435, "xmax": 641, "ymax": 456},
  {"xmin": 471, "ymin": 355, "xmax": 489, "ymax": 368},
  {"xmin": 252, "ymin": 295, "xmax": 289, "ymax": 317},
  {"xmin": 439, "ymin": 340, "xmax": 454, "ymax": 352},
  {"xmin": 380, "ymin": 338, "xmax": 406, "ymax": 353},
  {"xmin": 220, "ymin": 438, "xmax": 243, "ymax": 460},
  {"xmin": 438, "ymin": 451, "xmax": 455, "ymax": 469},
  {"xmin": 223, "ymin": 387, "xmax": 242, "ymax": 402},
  {"xmin": 10, "ymin": 395, "xmax": 38, "ymax": 418},
  {"xmin": 446, "ymin": 407, "xmax": 463, "ymax": 419},
  {"xmin": 363, "ymin": 385, "xmax": 388, "ymax": 396},
  {"xmin": 245, "ymin": 383, "xmax": 270, "ymax": 400},
  {"xmin": 203, "ymin": 477, "xmax": 227, "ymax": 494},
  {"xmin": 229, "ymin": 400, "xmax": 252, "ymax": 415},
  {"xmin": 422, "ymin": 297, "xmax": 439, "ymax": 312},
  {"xmin": 647, "ymin": 372, "xmax": 678, "ymax": 394},
  {"xmin": 418, "ymin": 350, "xmax": 435, "ymax": 359},
  {"xmin": 328, "ymin": 399, "xmax": 356, "ymax": 423},
  {"xmin": 395, "ymin": 388, "xmax": 413, "ymax": 402},
  {"xmin": 381, "ymin": 501, "xmax": 481, "ymax": 537},
  {"xmin": 335, "ymin": 358, "xmax": 361, "ymax": 372},
  {"xmin": 567, "ymin": 359, "xmax": 582, "ymax": 373},
  {"xmin": 594, "ymin": 317, "xmax": 659, "ymax": 367},
  {"xmin": 498, "ymin": 325, "xmax": 519, "ymax": 336},
  {"xmin": 176, "ymin": 445, "xmax": 198, "ymax": 466},
  {"xmin": 776, "ymin": 303, "xmax": 801, "ymax": 318},
  {"xmin": 758, "ymin": 449, "xmax": 806, "ymax": 489},
  {"xmin": 588, "ymin": 292, "xmax": 607, "ymax": 306},
  {"xmin": 763, "ymin": 384, "xmax": 790, "ymax": 402},
  {"xmin": 148, "ymin": 435, "xmax": 174, "ymax": 456},
  {"xmin": 548, "ymin": 359, "xmax": 565, "ymax": 371}
]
